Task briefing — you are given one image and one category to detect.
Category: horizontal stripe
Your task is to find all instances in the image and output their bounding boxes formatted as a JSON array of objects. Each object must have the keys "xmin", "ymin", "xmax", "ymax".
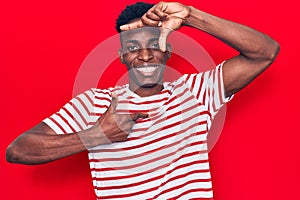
[
  {"xmin": 118, "ymin": 96, "xmax": 169, "ymax": 105},
  {"xmin": 90, "ymin": 140, "xmax": 207, "ymax": 172},
  {"xmin": 92, "ymin": 158, "xmax": 210, "ymax": 182},
  {"xmin": 44, "ymin": 63, "xmax": 229, "ymax": 199},
  {"xmin": 96, "ymin": 165, "xmax": 210, "ymax": 190},
  {"xmin": 94, "ymin": 96, "xmax": 110, "ymax": 102},
  {"xmin": 152, "ymin": 178, "xmax": 213, "ymax": 199},
  {"xmin": 97, "ymin": 177, "xmax": 212, "ymax": 199},
  {"xmin": 169, "ymin": 188, "xmax": 213, "ymax": 200},
  {"xmin": 89, "ymin": 119, "xmax": 206, "ymax": 153},
  {"xmin": 89, "ymin": 131, "xmax": 206, "ymax": 161},
  {"xmin": 91, "ymin": 150, "xmax": 208, "ymax": 173}
]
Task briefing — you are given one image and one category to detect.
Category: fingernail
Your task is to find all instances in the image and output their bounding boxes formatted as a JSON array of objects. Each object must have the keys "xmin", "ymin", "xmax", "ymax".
[{"xmin": 120, "ymin": 25, "xmax": 126, "ymax": 30}]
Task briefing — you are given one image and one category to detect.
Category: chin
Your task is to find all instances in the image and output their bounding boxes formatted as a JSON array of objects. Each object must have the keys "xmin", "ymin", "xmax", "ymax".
[
  {"xmin": 139, "ymin": 83, "xmax": 159, "ymax": 88},
  {"xmin": 138, "ymin": 77, "xmax": 164, "ymax": 88}
]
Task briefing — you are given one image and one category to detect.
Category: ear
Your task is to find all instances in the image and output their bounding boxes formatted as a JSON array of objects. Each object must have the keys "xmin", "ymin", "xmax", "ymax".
[
  {"xmin": 166, "ymin": 44, "xmax": 172, "ymax": 59},
  {"xmin": 118, "ymin": 49, "xmax": 125, "ymax": 63}
]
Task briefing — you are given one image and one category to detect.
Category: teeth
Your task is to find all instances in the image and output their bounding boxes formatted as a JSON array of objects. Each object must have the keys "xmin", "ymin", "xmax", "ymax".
[{"xmin": 136, "ymin": 66, "xmax": 157, "ymax": 73}]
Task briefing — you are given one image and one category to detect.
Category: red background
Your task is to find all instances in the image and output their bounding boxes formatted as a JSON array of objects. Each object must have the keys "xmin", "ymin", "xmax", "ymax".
[{"xmin": 1, "ymin": 0, "xmax": 299, "ymax": 199}]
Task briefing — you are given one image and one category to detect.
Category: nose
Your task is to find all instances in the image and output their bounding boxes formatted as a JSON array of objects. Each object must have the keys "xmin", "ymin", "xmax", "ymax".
[{"xmin": 138, "ymin": 48, "xmax": 154, "ymax": 62}]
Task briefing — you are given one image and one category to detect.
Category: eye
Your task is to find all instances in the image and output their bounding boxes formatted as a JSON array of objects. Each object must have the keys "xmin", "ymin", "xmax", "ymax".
[
  {"xmin": 149, "ymin": 42, "xmax": 160, "ymax": 49},
  {"xmin": 127, "ymin": 45, "xmax": 140, "ymax": 52}
]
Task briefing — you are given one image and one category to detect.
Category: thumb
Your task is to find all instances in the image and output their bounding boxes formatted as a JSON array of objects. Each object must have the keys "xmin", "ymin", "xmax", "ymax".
[
  {"xmin": 108, "ymin": 93, "xmax": 118, "ymax": 113},
  {"xmin": 120, "ymin": 20, "xmax": 144, "ymax": 31},
  {"xmin": 159, "ymin": 27, "xmax": 172, "ymax": 52}
]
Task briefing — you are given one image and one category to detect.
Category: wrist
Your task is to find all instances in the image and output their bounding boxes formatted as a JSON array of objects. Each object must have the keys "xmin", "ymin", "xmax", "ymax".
[
  {"xmin": 184, "ymin": 6, "xmax": 208, "ymax": 29},
  {"xmin": 180, "ymin": 5, "xmax": 192, "ymax": 25},
  {"xmin": 78, "ymin": 124, "xmax": 108, "ymax": 149}
]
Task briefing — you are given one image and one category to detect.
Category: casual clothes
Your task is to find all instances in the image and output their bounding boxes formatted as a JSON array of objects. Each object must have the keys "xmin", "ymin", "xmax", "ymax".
[{"xmin": 43, "ymin": 62, "xmax": 231, "ymax": 200}]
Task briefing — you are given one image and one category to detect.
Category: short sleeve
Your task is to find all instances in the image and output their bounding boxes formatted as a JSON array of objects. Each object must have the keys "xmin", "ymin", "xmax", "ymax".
[
  {"xmin": 183, "ymin": 62, "xmax": 233, "ymax": 118},
  {"xmin": 43, "ymin": 89, "xmax": 96, "ymax": 134}
]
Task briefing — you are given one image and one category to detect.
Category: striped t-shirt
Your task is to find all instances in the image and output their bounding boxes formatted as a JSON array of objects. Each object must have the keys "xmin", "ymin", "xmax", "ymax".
[{"xmin": 43, "ymin": 63, "xmax": 231, "ymax": 200}]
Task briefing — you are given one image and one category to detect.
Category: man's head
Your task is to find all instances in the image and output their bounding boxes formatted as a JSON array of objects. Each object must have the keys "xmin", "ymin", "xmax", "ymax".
[{"xmin": 116, "ymin": 2, "xmax": 172, "ymax": 93}]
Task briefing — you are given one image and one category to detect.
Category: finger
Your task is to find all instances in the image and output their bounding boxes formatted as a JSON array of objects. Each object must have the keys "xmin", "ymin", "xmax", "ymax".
[
  {"xmin": 157, "ymin": 1, "xmax": 168, "ymax": 12},
  {"xmin": 152, "ymin": 5, "xmax": 168, "ymax": 19},
  {"xmin": 120, "ymin": 20, "xmax": 144, "ymax": 31},
  {"xmin": 108, "ymin": 93, "xmax": 118, "ymax": 113},
  {"xmin": 107, "ymin": 130, "xmax": 129, "ymax": 143},
  {"xmin": 113, "ymin": 132, "xmax": 129, "ymax": 142},
  {"xmin": 141, "ymin": 16, "xmax": 161, "ymax": 27},
  {"xmin": 129, "ymin": 113, "xmax": 149, "ymax": 121},
  {"xmin": 159, "ymin": 27, "xmax": 172, "ymax": 52},
  {"xmin": 146, "ymin": 10, "xmax": 162, "ymax": 21}
]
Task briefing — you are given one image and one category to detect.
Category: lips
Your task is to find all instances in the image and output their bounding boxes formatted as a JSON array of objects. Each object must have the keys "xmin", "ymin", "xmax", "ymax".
[
  {"xmin": 136, "ymin": 65, "xmax": 158, "ymax": 73},
  {"xmin": 134, "ymin": 64, "xmax": 163, "ymax": 76}
]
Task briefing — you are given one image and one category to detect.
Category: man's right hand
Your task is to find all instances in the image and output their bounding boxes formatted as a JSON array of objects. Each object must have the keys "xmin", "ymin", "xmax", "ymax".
[{"xmin": 91, "ymin": 93, "xmax": 148, "ymax": 144}]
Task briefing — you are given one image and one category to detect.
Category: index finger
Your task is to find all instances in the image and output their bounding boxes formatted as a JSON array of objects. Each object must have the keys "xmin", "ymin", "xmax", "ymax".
[
  {"xmin": 120, "ymin": 20, "xmax": 145, "ymax": 31},
  {"xmin": 129, "ymin": 113, "xmax": 149, "ymax": 121}
]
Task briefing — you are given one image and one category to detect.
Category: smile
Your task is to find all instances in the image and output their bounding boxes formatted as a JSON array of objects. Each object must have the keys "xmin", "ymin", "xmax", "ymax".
[{"xmin": 136, "ymin": 66, "xmax": 158, "ymax": 73}]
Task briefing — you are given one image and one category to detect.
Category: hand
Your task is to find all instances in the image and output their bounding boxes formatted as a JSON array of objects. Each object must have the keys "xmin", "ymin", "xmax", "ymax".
[
  {"xmin": 120, "ymin": 1, "xmax": 191, "ymax": 52},
  {"xmin": 93, "ymin": 93, "xmax": 148, "ymax": 144}
]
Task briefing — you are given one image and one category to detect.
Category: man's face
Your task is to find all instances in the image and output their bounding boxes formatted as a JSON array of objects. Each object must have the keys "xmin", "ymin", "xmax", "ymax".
[{"xmin": 120, "ymin": 27, "xmax": 170, "ymax": 89}]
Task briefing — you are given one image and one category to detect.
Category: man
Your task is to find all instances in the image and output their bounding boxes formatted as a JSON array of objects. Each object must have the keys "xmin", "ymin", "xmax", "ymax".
[{"xmin": 6, "ymin": 1, "xmax": 279, "ymax": 199}]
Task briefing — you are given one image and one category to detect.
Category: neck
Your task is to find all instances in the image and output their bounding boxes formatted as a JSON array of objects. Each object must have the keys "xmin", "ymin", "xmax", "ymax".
[{"xmin": 129, "ymin": 83, "xmax": 164, "ymax": 97}]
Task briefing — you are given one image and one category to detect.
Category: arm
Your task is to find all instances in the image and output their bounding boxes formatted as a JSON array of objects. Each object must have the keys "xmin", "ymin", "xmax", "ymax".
[
  {"xmin": 6, "ymin": 94, "xmax": 147, "ymax": 165},
  {"xmin": 6, "ymin": 122, "xmax": 90, "ymax": 165},
  {"xmin": 120, "ymin": 2, "xmax": 280, "ymax": 97},
  {"xmin": 185, "ymin": 7, "xmax": 280, "ymax": 97}
]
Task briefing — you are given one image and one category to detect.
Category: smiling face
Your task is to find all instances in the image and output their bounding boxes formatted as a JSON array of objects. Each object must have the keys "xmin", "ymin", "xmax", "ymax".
[{"xmin": 120, "ymin": 27, "xmax": 171, "ymax": 96}]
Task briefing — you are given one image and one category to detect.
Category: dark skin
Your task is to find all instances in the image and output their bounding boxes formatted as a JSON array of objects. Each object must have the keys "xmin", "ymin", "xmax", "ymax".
[
  {"xmin": 119, "ymin": 27, "xmax": 171, "ymax": 97},
  {"xmin": 6, "ymin": 94, "xmax": 147, "ymax": 165},
  {"xmin": 6, "ymin": 1, "xmax": 279, "ymax": 165},
  {"xmin": 121, "ymin": 2, "xmax": 280, "ymax": 97}
]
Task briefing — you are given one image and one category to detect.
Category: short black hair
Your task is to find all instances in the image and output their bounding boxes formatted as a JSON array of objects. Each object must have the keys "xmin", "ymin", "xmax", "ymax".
[{"xmin": 116, "ymin": 2, "xmax": 154, "ymax": 33}]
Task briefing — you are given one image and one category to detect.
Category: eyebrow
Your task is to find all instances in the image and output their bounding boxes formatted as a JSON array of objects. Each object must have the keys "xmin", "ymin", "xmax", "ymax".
[
  {"xmin": 148, "ymin": 38, "xmax": 159, "ymax": 42},
  {"xmin": 125, "ymin": 40, "xmax": 139, "ymax": 44},
  {"xmin": 125, "ymin": 38, "xmax": 159, "ymax": 45}
]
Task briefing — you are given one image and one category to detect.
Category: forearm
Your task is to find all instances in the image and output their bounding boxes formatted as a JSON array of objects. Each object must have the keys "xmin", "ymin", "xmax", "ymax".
[
  {"xmin": 6, "ymin": 126, "xmax": 104, "ymax": 165},
  {"xmin": 185, "ymin": 6, "xmax": 279, "ymax": 61}
]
